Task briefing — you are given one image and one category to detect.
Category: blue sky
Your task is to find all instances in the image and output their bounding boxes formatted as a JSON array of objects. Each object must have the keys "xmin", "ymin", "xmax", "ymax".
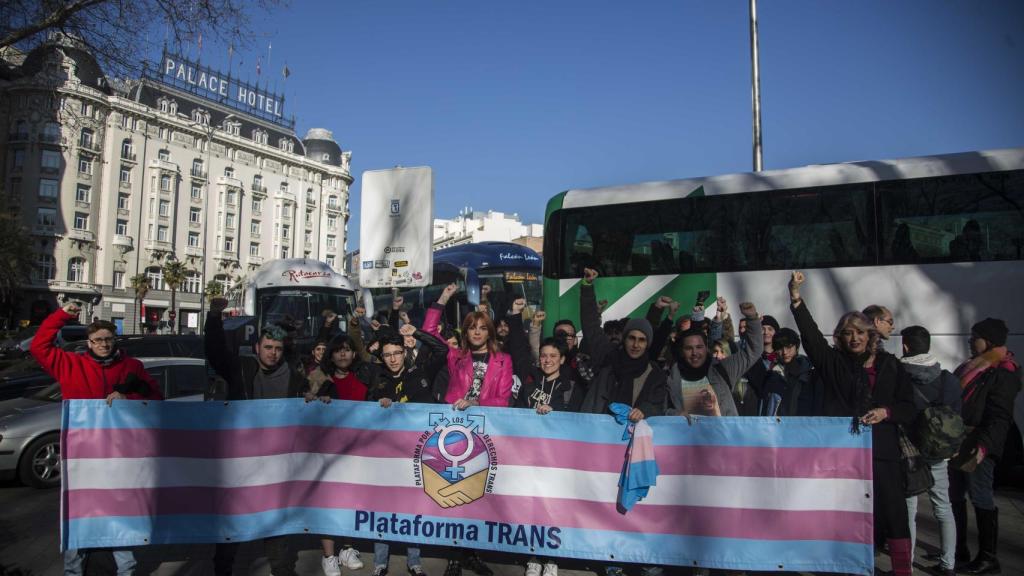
[{"xmin": 181, "ymin": 1, "xmax": 1024, "ymax": 250}]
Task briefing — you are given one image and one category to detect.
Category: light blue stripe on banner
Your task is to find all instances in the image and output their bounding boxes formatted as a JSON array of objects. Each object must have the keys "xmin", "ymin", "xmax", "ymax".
[
  {"xmin": 66, "ymin": 509, "xmax": 871, "ymax": 575},
  {"xmin": 64, "ymin": 400, "xmax": 869, "ymax": 449}
]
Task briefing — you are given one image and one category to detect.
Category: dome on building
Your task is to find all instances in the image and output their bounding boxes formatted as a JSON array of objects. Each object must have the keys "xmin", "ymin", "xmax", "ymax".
[
  {"xmin": 303, "ymin": 128, "xmax": 342, "ymax": 167},
  {"xmin": 21, "ymin": 34, "xmax": 110, "ymax": 93}
]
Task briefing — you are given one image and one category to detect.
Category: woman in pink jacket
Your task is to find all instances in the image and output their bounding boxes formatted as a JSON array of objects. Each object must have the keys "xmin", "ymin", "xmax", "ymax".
[{"xmin": 423, "ymin": 283, "xmax": 513, "ymax": 410}]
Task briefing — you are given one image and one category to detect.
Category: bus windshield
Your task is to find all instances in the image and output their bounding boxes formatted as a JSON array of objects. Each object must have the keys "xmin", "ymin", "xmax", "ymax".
[
  {"xmin": 258, "ymin": 288, "xmax": 356, "ymax": 341},
  {"xmin": 479, "ymin": 270, "xmax": 542, "ymax": 314}
]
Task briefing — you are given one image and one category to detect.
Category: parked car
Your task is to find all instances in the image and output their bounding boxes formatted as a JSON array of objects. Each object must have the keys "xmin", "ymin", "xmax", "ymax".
[
  {"xmin": 0, "ymin": 324, "xmax": 88, "ymax": 360},
  {"xmin": 0, "ymin": 357, "xmax": 208, "ymax": 488},
  {"xmin": 0, "ymin": 335, "xmax": 204, "ymax": 400}
]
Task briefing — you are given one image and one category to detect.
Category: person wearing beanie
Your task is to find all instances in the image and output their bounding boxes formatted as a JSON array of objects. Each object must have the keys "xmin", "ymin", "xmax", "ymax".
[
  {"xmin": 577, "ymin": 268, "xmax": 667, "ymax": 422},
  {"xmin": 949, "ymin": 317, "xmax": 1020, "ymax": 575}
]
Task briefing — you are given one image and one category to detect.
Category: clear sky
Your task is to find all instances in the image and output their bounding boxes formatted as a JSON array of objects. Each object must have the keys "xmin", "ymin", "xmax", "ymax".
[{"xmin": 183, "ymin": 0, "xmax": 1024, "ymax": 250}]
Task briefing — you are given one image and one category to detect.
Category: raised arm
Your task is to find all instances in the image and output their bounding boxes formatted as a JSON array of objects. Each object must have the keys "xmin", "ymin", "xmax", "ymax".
[
  {"xmin": 527, "ymin": 310, "xmax": 545, "ymax": 364},
  {"xmin": 348, "ymin": 310, "xmax": 372, "ymax": 363},
  {"xmin": 29, "ymin": 304, "xmax": 79, "ymax": 383},
  {"xmin": 422, "ymin": 283, "xmax": 458, "ymax": 347},
  {"xmin": 579, "ymin": 268, "xmax": 614, "ymax": 367},
  {"xmin": 504, "ymin": 298, "xmax": 534, "ymax": 380},
  {"xmin": 719, "ymin": 302, "xmax": 764, "ymax": 386},
  {"xmin": 787, "ymin": 271, "xmax": 837, "ymax": 369}
]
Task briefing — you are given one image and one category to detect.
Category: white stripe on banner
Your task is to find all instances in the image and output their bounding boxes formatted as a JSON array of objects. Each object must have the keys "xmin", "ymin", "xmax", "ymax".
[{"xmin": 66, "ymin": 456, "xmax": 870, "ymax": 513}]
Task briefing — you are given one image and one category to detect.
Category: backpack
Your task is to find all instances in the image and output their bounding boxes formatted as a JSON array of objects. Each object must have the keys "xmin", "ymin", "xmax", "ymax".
[{"xmin": 911, "ymin": 385, "xmax": 966, "ymax": 460}]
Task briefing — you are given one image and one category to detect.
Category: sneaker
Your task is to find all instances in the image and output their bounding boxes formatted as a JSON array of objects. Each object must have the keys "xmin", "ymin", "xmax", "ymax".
[
  {"xmin": 444, "ymin": 560, "xmax": 462, "ymax": 576},
  {"xmin": 463, "ymin": 553, "xmax": 492, "ymax": 576},
  {"xmin": 321, "ymin": 556, "xmax": 341, "ymax": 576},
  {"xmin": 542, "ymin": 563, "xmax": 558, "ymax": 576},
  {"xmin": 373, "ymin": 566, "xmax": 389, "ymax": 576},
  {"xmin": 408, "ymin": 566, "xmax": 427, "ymax": 576},
  {"xmin": 340, "ymin": 548, "xmax": 364, "ymax": 570},
  {"xmin": 525, "ymin": 562, "xmax": 542, "ymax": 576}
]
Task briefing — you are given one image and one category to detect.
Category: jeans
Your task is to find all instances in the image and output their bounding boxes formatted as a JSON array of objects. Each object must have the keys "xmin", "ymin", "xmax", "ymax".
[
  {"xmin": 374, "ymin": 542, "xmax": 422, "ymax": 568},
  {"xmin": 907, "ymin": 459, "xmax": 955, "ymax": 569},
  {"xmin": 64, "ymin": 549, "xmax": 136, "ymax": 576},
  {"xmin": 950, "ymin": 457, "xmax": 997, "ymax": 510}
]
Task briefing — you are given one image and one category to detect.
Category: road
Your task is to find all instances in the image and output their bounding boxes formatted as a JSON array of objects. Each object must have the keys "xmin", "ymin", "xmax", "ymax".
[{"xmin": 1, "ymin": 479, "xmax": 1022, "ymax": 576}]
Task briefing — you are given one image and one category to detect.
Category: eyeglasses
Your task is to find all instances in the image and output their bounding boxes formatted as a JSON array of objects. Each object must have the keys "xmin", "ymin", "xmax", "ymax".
[
  {"xmin": 382, "ymin": 351, "xmax": 406, "ymax": 359},
  {"xmin": 556, "ymin": 331, "xmax": 577, "ymax": 340},
  {"xmin": 89, "ymin": 337, "xmax": 115, "ymax": 344}
]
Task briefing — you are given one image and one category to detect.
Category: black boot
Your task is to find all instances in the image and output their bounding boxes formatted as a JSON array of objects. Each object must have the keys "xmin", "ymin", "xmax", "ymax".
[
  {"xmin": 952, "ymin": 499, "xmax": 971, "ymax": 568},
  {"xmin": 961, "ymin": 507, "xmax": 1000, "ymax": 575}
]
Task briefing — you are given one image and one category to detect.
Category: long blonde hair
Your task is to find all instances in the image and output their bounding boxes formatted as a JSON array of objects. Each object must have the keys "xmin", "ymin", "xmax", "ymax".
[{"xmin": 833, "ymin": 311, "xmax": 879, "ymax": 354}]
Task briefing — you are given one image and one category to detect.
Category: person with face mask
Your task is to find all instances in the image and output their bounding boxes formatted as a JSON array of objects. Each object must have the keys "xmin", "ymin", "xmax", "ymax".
[
  {"xmin": 788, "ymin": 271, "xmax": 916, "ymax": 576},
  {"xmin": 576, "ymin": 268, "xmax": 667, "ymax": 423},
  {"xmin": 948, "ymin": 318, "xmax": 1019, "ymax": 576},
  {"xmin": 31, "ymin": 301, "xmax": 162, "ymax": 576},
  {"xmin": 666, "ymin": 301, "xmax": 763, "ymax": 417}
]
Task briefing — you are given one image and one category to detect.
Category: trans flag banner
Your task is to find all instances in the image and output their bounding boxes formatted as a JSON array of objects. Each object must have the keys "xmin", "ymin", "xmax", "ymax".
[{"xmin": 61, "ymin": 400, "xmax": 874, "ymax": 574}]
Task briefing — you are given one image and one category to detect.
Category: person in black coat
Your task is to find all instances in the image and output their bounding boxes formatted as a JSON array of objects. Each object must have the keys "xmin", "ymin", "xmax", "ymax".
[
  {"xmin": 577, "ymin": 268, "xmax": 667, "ymax": 422},
  {"xmin": 788, "ymin": 271, "xmax": 916, "ymax": 576},
  {"xmin": 949, "ymin": 317, "xmax": 1021, "ymax": 575}
]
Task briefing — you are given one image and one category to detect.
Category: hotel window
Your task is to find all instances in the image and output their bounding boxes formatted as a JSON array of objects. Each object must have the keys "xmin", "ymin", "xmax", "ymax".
[
  {"xmin": 78, "ymin": 155, "xmax": 93, "ymax": 175},
  {"xmin": 115, "ymin": 220, "xmax": 128, "ymax": 235},
  {"xmin": 117, "ymin": 194, "xmax": 130, "ymax": 210},
  {"xmin": 79, "ymin": 128, "xmax": 94, "ymax": 148},
  {"xmin": 35, "ymin": 254, "xmax": 56, "ymax": 281},
  {"xmin": 68, "ymin": 258, "xmax": 88, "ymax": 283},
  {"xmin": 249, "ymin": 243, "xmax": 260, "ymax": 256},
  {"xmin": 36, "ymin": 208, "xmax": 57, "ymax": 227},
  {"xmin": 120, "ymin": 166, "xmax": 131, "ymax": 183},
  {"xmin": 73, "ymin": 212, "xmax": 89, "ymax": 230},
  {"xmin": 157, "ymin": 226, "xmax": 168, "ymax": 241},
  {"xmin": 113, "ymin": 271, "xmax": 125, "ymax": 289},
  {"xmin": 224, "ymin": 237, "xmax": 234, "ymax": 251},
  {"xmin": 191, "ymin": 184, "xmax": 202, "ymax": 199},
  {"xmin": 40, "ymin": 150, "xmax": 60, "ymax": 171},
  {"xmin": 159, "ymin": 200, "xmax": 170, "ymax": 217},
  {"xmin": 251, "ymin": 221, "xmax": 260, "ymax": 234},
  {"xmin": 38, "ymin": 179, "xmax": 59, "ymax": 198},
  {"xmin": 75, "ymin": 184, "xmax": 91, "ymax": 203},
  {"xmin": 188, "ymin": 232, "xmax": 200, "ymax": 247},
  {"xmin": 326, "ymin": 235, "xmax": 336, "ymax": 249},
  {"xmin": 160, "ymin": 174, "xmax": 172, "ymax": 191},
  {"xmin": 190, "ymin": 208, "xmax": 201, "ymax": 223},
  {"xmin": 158, "ymin": 149, "xmax": 170, "ymax": 161}
]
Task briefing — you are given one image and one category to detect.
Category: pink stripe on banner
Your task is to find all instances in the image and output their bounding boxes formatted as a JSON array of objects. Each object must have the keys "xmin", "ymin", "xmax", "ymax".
[
  {"xmin": 66, "ymin": 428, "xmax": 870, "ymax": 480},
  {"xmin": 66, "ymin": 482, "xmax": 871, "ymax": 544}
]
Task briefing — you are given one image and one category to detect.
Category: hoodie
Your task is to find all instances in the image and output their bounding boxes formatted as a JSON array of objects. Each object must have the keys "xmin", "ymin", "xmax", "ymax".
[{"xmin": 900, "ymin": 353, "xmax": 962, "ymax": 413}]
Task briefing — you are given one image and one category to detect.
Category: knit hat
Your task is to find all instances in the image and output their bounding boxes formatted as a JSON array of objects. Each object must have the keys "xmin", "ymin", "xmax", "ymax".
[
  {"xmin": 972, "ymin": 317, "xmax": 1008, "ymax": 347},
  {"xmin": 760, "ymin": 315, "xmax": 780, "ymax": 332},
  {"xmin": 622, "ymin": 317, "xmax": 653, "ymax": 344}
]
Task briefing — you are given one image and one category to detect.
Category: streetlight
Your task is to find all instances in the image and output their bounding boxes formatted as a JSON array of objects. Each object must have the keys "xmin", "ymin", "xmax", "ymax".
[{"xmin": 193, "ymin": 113, "xmax": 236, "ymax": 333}]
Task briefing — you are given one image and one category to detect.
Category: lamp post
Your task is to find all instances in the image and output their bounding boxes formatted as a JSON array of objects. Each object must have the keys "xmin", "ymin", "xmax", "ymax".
[
  {"xmin": 193, "ymin": 113, "xmax": 235, "ymax": 333},
  {"xmin": 750, "ymin": 0, "xmax": 763, "ymax": 172}
]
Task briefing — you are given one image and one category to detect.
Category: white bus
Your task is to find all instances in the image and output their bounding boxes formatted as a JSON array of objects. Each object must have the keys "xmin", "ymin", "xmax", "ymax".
[{"xmin": 542, "ymin": 147, "xmax": 1024, "ymax": 369}]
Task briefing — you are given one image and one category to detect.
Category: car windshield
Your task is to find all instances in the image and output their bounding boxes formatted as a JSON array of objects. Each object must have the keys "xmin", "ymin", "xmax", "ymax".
[{"xmin": 258, "ymin": 288, "xmax": 356, "ymax": 342}]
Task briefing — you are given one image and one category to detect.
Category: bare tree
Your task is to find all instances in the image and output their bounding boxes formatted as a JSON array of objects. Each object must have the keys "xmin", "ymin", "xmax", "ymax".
[{"xmin": 1, "ymin": 0, "xmax": 285, "ymax": 79}]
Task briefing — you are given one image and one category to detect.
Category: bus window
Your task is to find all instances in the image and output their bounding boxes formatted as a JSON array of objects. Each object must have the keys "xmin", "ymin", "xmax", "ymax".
[{"xmin": 879, "ymin": 170, "xmax": 1024, "ymax": 264}]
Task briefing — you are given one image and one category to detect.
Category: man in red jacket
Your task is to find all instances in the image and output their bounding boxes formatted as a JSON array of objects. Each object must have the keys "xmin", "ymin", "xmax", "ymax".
[
  {"xmin": 30, "ymin": 301, "xmax": 161, "ymax": 576},
  {"xmin": 31, "ymin": 302, "xmax": 162, "ymax": 402}
]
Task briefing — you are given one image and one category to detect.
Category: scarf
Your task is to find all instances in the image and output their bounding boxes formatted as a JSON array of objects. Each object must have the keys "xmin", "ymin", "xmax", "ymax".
[
  {"xmin": 87, "ymin": 347, "xmax": 121, "ymax": 367},
  {"xmin": 678, "ymin": 355, "xmax": 712, "ymax": 382},
  {"xmin": 611, "ymin": 348, "xmax": 649, "ymax": 383},
  {"xmin": 955, "ymin": 347, "xmax": 1018, "ymax": 402}
]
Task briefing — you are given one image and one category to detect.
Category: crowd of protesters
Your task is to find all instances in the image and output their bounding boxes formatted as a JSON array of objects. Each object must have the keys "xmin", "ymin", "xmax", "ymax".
[{"xmin": 29, "ymin": 267, "xmax": 1022, "ymax": 576}]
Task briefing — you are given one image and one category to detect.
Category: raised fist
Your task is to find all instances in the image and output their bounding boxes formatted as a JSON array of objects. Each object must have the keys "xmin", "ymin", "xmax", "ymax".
[
  {"xmin": 511, "ymin": 297, "xmax": 527, "ymax": 315},
  {"xmin": 532, "ymin": 310, "xmax": 547, "ymax": 327},
  {"xmin": 739, "ymin": 301, "xmax": 758, "ymax": 319},
  {"xmin": 210, "ymin": 297, "xmax": 229, "ymax": 315},
  {"xmin": 654, "ymin": 295, "xmax": 672, "ymax": 309},
  {"xmin": 583, "ymin": 268, "xmax": 599, "ymax": 282},
  {"xmin": 63, "ymin": 301, "xmax": 82, "ymax": 316},
  {"xmin": 438, "ymin": 283, "xmax": 458, "ymax": 305},
  {"xmin": 789, "ymin": 271, "xmax": 806, "ymax": 293},
  {"xmin": 392, "ymin": 295, "xmax": 404, "ymax": 310},
  {"xmin": 399, "ymin": 323, "xmax": 416, "ymax": 337}
]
